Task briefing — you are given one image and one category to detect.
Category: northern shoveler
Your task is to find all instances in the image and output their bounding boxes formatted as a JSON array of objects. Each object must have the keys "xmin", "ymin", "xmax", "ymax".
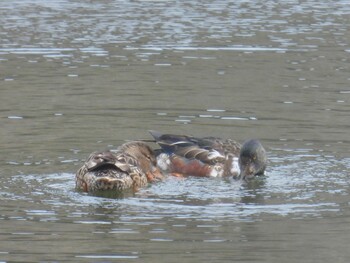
[
  {"xmin": 149, "ymin": 130, "xmax": 267, "ymax": 180},
  {"xmin": 75, "ymin": 141, "xmax": 164, "ymax": 192}
]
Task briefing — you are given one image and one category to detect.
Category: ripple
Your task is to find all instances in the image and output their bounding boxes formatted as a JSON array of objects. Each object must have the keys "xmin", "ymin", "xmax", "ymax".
[
  {"xmin": 0, "ymin": 48, "xmax": 75, "ymax": 54},
  {"xmin": 3, "ymin": 150, "xmax": 343, "ymax": 222},
  {"xmin": 76, "ymin": 254, "xmax": 139, "ymax": 259},
  {"xmin": 150, "ymin": 238, "xmax": 173, "ymax": 242},
  {"xmin": 128, "ymin": 46, "xmax": 290, "ymax": 52},
  {"xmin": 7, "ymin": 116, "xmax": 23, "ymax": 119}
]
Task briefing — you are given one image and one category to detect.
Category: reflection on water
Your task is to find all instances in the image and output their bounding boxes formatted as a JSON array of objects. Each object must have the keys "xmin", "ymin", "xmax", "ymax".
[
  {"xmin": 4, "ymin": 149, "xmax": 348, "ymax": 221},
  {"xmin": 1, "ymin": 0, "xmax": 350, "ymax": 262},
  {"xmin": 1, "ymin": 150, "xmax": 349, "ymax": 261}
]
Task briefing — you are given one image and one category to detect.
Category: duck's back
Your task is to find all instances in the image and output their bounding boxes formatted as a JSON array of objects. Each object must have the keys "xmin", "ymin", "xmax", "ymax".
[
  {"xmin": 76, "ymin": 150, "xmax": 147, "ymax": 192},
  {"xmin": 149, "ymin": 130, "xmax": 242, "ymax": 177}
]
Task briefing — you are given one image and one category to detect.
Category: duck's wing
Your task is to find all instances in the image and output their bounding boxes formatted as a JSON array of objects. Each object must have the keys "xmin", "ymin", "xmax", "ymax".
[
  {"xmin": 85, "ymin": 151, "xmax": 136, "ymax": 174},
  {"xmin": 198, "ymin": 137, "xmax": 242, "ymax": 156},
  {"xmin": 174, "ymin": 145, "xmax": 225, "ymax": 164},
  {"xmin": 149, "ymin": 130, "xmax": 195, "ymax": 151},
  {"xmin": 149, "ymin": 130, "xmax": 226, "ymax": 164},
  {"xmin": 85, "ymin": 151, "xmax": 118, "ymax": 170}
]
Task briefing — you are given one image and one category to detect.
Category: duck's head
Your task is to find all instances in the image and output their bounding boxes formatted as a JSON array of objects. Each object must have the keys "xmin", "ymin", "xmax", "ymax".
[
  {"xmin": 238, "ymin": 139, "xmax": 267, "ymax": 180},
  {"xmin": 121, "ymin": 141, "xmax": 164, "ymax": 182}
]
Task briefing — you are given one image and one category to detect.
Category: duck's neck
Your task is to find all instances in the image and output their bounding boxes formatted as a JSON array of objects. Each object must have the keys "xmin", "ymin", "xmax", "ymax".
[{"xmin": 223, "ymin": 154, "xmax": 240, "ymax": 178}]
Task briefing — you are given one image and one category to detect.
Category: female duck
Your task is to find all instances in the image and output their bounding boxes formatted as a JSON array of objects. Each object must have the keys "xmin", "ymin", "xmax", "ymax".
[
  {"xmin": 76, "ymin": 141, "xmax": 164, "ymax": 192},
  {"xmin": 149, "ymin": 130, "xmax": 267, "ymax": 180}
]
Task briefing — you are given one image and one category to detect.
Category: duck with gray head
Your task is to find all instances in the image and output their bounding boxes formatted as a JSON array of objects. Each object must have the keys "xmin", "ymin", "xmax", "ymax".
[{"xmin": 149, "ymin": 130, "xmax": 267, "ymax": 180}]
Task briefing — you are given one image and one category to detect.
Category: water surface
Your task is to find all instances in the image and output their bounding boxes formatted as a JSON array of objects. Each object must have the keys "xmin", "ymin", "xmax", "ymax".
[{"xmin": 1, "ymin": 0, "xmax": 350, "ymax": 262}]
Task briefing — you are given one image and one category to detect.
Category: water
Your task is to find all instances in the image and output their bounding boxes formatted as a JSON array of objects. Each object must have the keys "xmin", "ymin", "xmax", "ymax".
[{"xmin": 1, "ymin": 0, "xmax": 350, "ymax": 262}]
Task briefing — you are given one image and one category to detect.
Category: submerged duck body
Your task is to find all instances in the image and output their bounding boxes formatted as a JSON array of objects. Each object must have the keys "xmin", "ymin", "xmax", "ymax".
[
  {"xmin": 75, "ymin": 141, "xmax": 164, "ymax": 192},
  {"xmin": 149, "ymin": 130, "xmax": 267, "ymax": 180}
]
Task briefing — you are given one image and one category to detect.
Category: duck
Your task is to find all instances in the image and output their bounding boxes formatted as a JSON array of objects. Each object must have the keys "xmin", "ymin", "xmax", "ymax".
[
  {"xmin": 75, "ymin": 141, "xmax": 164, "ymax": 193},
  {"xmin": 149, "ymin": 130, "xmax": 267, "ymax": 180}
]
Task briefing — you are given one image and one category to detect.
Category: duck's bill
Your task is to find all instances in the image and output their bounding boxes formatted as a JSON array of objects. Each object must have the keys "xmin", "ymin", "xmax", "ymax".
[
  {"xmin": 239, "ymin": 164, "xmax": 259, "ymax": 180},
  {"xmin": 147, "ymin": 168, "xmax": 165, "ymax": 182}
]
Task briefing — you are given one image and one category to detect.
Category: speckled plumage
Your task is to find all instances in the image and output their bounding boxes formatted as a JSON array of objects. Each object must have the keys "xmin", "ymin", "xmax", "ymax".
[{"xmin": 76, "ymin": 141, "xmax": 163, "ymax": 192}]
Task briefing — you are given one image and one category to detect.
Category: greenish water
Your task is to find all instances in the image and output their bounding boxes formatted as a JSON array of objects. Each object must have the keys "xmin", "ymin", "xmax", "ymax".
[{"xmin": 1, "ymin": 0, "xmax": 350, "ymax": 262}]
